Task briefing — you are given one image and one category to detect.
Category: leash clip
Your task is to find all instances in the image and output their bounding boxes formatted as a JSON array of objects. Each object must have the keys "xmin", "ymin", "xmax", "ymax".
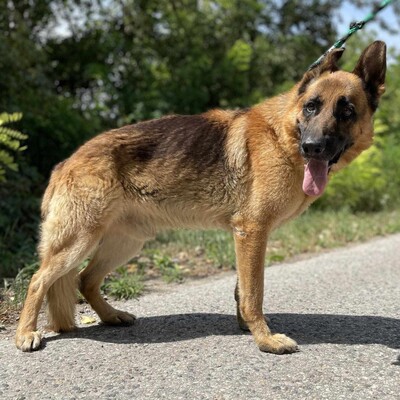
[{"xmin": 350, "ymin": 21, "xmax": 366, "ymax": 30}]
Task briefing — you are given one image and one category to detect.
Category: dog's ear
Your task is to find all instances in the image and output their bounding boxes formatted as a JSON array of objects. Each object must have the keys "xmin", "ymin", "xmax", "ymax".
[
  {"xmin": 352, "ymin": 41, "xmax": 386, "ymax": 111},
  {"xmin": 298, "ymin": 48, "xmax": 345, "ymax": 95}
]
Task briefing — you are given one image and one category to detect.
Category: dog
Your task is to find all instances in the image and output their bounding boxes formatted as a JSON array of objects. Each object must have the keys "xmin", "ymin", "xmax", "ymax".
[{"xmin": 15, "ymin": 41, "xmax": 386, "ymax": 353}]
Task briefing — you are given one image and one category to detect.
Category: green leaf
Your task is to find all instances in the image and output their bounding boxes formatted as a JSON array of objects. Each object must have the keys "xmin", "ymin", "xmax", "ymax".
[{"xmin": 0, "ymin": 112, "xmax": 26, "ymax": 181}]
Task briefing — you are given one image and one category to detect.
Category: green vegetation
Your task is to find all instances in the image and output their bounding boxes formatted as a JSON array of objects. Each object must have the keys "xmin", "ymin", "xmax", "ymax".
[
  {"xmin": 316, "ymin": 132, "xmax": 400, "ymax": 212},
  {"xmin": 152, "ymin": 255, "xmax": 184, "ymax": 284},
  {"xmin": 0, "ymin": 112, "xmax": 27, "ymax": 181},
  {"xmin": 1, "ymin": 1, "xmax": 400, "ymax": 309},
  {"xmin": 102, "ymin": 266, "xmax": 145, "ymax": 300},
  {"xmin": 146, "ymin": 209, "xmax": 400, "ymax": 270}
]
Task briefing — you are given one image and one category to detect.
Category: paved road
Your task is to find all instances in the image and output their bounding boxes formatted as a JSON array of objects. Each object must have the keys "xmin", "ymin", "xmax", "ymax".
[{"xmin": 1, "ymin": 235, "xmax": 400, "ymax": 399}]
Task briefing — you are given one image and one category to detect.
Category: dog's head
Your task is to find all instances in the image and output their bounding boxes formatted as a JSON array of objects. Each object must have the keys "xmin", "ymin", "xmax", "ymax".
[{"xmin": 296, "ymin": 41, "xmax": 386, "ymax": 196}]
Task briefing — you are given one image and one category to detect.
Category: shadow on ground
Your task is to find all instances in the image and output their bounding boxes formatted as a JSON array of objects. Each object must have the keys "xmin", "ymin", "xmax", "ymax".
[{"xmin": 45, "ymin": 312, "xmax": 400, "ymax": 350}]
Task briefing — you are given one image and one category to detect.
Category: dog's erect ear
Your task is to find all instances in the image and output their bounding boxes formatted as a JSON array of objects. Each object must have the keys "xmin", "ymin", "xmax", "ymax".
[
  {"xmin": 298, "ymin": 48, "xmax": 345, "ymax": 95},
  {"xmin": 317, "ymin": 47, "xmax": 345, "ymax": 74},
  {"xmin": 352, "ymin": 41, "xmax": 386, "ymax": 111}
]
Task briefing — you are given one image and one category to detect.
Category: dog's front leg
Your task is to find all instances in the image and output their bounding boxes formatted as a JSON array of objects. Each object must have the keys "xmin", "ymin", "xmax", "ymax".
[{"xmin": 234, "ymin": 223, "xmax": 298, "ymax": 354}]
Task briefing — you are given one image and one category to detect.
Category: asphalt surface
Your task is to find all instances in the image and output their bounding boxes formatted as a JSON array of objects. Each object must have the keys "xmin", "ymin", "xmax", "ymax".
[{"xmin": 1, "ymin": 234, "xmax": 399, "ymax": 400}]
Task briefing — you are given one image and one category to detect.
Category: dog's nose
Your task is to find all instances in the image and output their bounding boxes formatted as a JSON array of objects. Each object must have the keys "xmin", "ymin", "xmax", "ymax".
[{"xmin": 301, "ymin": 139, "xmax": 325, "ymax": 158}]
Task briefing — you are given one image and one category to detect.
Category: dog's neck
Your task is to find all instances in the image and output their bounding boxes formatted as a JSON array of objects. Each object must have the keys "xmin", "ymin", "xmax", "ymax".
[{"xmin": 252, "ymin": 86, "xmax": 303, "ymax": 165}]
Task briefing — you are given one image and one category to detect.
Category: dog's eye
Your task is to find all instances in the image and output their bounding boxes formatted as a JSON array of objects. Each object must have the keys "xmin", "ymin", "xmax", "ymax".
[
  {"xmin": 342, "ymin": 106, "xmax": 354, "ymax": 119},
  {"xmin": 305, "ymin": 102, "xmax": 316, "ymax": 114}
]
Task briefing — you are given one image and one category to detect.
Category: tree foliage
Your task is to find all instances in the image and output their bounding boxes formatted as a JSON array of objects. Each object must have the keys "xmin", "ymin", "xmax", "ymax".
[{"xmin": 0, "ymin": 0, "xmax": 345, "ymax": 177}]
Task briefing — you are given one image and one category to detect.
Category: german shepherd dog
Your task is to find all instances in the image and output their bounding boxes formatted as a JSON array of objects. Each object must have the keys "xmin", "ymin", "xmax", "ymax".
[{"xmin": 16, "ymin": 41, "xmax": 386, "ymax": 353}]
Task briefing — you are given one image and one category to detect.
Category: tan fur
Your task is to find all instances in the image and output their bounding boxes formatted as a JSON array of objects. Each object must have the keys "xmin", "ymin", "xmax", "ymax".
[{"xmin": 16, "ymin": 42, "xmax": 386, "ymax": 353}]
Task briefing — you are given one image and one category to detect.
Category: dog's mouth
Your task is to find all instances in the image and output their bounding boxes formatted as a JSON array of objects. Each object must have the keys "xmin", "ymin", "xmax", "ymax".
[
  {"xmin": 297, "ymin": 122, "xmax": 353, "ymax": 197},
  {"xmin": 302, "ymin": 148, "xmax": 347, "ymax": 197},
  {"xmin": 302, "ymin": 159, "xmax": 329, "ymax": 197}
]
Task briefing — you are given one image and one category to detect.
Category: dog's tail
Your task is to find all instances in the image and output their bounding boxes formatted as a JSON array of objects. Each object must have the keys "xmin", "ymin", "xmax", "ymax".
[{"xmin": 46, "ymin": 269, "xmax": 77, "ymax": 332}]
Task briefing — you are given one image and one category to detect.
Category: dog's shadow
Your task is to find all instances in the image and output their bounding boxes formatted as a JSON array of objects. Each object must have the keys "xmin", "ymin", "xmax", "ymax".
[{"xmin": 45, "ymin": 312, "xmax": 400, "ymax": 350}]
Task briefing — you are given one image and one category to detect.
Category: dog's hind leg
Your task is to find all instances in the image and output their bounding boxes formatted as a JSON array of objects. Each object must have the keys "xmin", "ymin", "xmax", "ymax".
[
  {"xmin": 79, "ymin": 228, "xmax": 144, "ymax": 325},
  {"xmin": 15, "ymin": 232, "xmax": 101, "ymax": 352}
]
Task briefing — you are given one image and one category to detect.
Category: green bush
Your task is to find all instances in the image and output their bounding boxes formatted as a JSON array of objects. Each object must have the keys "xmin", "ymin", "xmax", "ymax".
[
  {"xmin": 382, "ymin": 136, "xmax": 400, "ymax": 207},
  {"xmin": 0, "ymin": 113, "xmax": 39, "ymax": 281},
  {"xmin": 0, "ymin": 165, "xmax": 42, "ymax": 280}
]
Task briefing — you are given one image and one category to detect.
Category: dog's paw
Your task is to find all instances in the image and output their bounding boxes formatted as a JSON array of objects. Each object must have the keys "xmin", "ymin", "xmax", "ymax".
[
  {"xmin": 15, "ymin": 330, "xmax": 42, "ymax": 352},
  {"xmin": 257, "ymin": 333, "xmax": 298, "ymax": 354},
  {"xmin": 101, "ymin": 309, "xmax": 136, "ymax": 326}
]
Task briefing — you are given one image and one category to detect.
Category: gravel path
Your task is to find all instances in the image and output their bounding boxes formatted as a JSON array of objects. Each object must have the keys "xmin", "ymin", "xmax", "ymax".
[{"xmin": 1, "ymin": 234, "xmax": 399, "ymax": 399}]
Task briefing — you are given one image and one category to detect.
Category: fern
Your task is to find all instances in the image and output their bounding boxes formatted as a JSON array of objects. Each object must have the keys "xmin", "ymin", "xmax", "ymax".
[{"xmin": 0, "ymin": 112, "xmax": 27, "ymax": 181}]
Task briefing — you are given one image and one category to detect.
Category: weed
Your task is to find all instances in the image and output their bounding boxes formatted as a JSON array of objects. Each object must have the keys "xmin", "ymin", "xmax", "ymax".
[
  {"xmin": 11, "ymin": 261, "xmax": 39, "ymax": 305},
  {"xmin": 102, "ymin": 266, "xmax": 144, "ymax": 300},
  {"xmin": 153, "ymin": 254, "xmax": 184, "ymax": 283}
]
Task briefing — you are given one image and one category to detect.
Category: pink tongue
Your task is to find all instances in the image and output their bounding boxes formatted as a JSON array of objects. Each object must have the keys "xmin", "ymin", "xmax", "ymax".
[{"xmin": 302, "ymin": 159, "xmax": 329, "ymax": 196}]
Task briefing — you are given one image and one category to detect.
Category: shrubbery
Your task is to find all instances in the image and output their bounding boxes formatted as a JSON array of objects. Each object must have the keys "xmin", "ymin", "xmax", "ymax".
[
  {"xmin": 0, "ymin": 165, "xmax": 41, "ymax": 279},
  {"xmin": 0, "ymin": 113, "xmax": 40, "ymax": 280}
]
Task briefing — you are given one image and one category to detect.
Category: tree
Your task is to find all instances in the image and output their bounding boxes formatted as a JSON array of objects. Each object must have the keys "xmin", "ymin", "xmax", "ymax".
[{"xmin": 0, "ymin": 0, "xmax": 102, "ymax": 175}]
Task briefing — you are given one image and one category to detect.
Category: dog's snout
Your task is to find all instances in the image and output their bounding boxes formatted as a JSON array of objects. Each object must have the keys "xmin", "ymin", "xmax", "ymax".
[{"xmin": 301, "ymin": 139, "xmax": 325, "ymax": 158}]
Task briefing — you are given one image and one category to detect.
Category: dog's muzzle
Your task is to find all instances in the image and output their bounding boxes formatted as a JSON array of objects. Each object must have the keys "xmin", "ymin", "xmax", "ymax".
[
  {"xmin": 301, "ymin": 138, "xmax": 326, "ymax": 159},
  {"xmin": 300, "ymin": 134, "xmax": 352, "ymax": 167},
  {"xmin": 299, "ymin": 131, "xmax": 353, "ymax": 196}
]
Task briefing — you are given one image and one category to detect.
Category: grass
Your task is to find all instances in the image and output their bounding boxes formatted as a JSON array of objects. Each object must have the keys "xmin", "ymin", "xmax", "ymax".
[
  {"xmin": 152, "ymin": 254, "xmax": 184, "ymax": 283},
  {"xmin": 267, "ymin": 208, "xmax": 400, "ymax": 262},
  {"xmin": 145, "ymin": 208, "xmax": 400, "ymax": 268},
  {"xmin": 102, "ymin": 266, "xmax": 145, "ymax": 300},
  {"xmin": 2, "ymin": 208, "xmax": 400, "ymax": 321},
  {"xmin": 145, "ymin": 230, "xmax": 236, "ymax": 268}
]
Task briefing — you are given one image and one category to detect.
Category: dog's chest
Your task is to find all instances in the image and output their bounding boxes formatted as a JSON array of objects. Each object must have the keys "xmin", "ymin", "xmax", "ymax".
[{"xmin": 266, "ymin": 164, "xmax": 315, "ymax": 230}]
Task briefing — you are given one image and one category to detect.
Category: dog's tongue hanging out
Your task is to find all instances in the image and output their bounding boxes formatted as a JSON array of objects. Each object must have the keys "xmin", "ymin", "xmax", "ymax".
[{"xmin": 302, "ymin": 159, "xmax": 329, "ymax": 196}]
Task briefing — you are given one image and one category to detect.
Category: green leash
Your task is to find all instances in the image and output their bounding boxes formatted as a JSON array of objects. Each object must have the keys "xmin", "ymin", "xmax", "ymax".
[{"xmin": 308, "ymin": 0, "xmax": 394, "ymax": 70}]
